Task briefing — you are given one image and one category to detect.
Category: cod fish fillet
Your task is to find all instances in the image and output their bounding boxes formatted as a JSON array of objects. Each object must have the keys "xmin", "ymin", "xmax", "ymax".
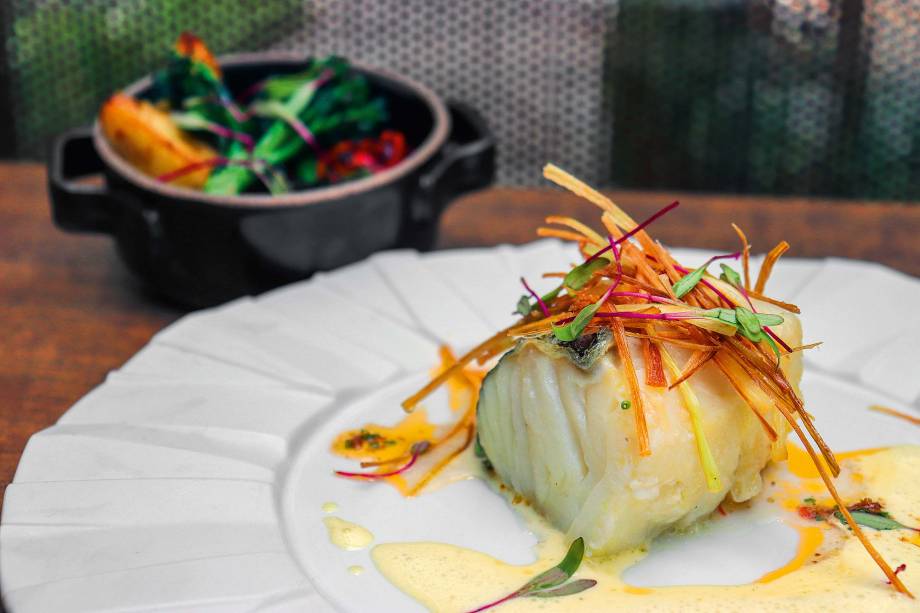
[{"xmin": 476, "ymin": 303, "xmax": 802, "ymax": 554}]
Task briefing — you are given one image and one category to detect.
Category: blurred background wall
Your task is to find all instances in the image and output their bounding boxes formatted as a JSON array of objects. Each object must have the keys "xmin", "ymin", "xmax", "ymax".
[{"xmin": 0, "ymin": 0, "xmax": 916, "ymax": 199}]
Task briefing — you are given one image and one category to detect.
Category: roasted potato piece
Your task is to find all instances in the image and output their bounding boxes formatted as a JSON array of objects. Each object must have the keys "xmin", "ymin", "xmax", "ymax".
[
  {"xmin": 175, "ymin": 31, "xmax": 222, "ymax": 78},
  {"xmin": 99, "ymin": 94, "xmax": 217, "ymax": 189}
]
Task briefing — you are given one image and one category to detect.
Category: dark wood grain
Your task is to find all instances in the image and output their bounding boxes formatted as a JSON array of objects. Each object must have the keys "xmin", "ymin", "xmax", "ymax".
[
  {"xmin": 1, "ymin": 163, "xmax": 918, "ymax": 510},
  {"xmin": 440, "ymin": 187, "xmax": 920, "ymax": 278},
  {"xmin": 0, "ymin": 164, "xmax": 180, "ymax": 510}
]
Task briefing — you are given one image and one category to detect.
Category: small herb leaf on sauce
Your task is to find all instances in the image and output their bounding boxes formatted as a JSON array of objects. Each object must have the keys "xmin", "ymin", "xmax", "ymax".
[
  {"xmin": 465, "ymin": 537, "xmax": 596, "ymax": 612},
  {"xmin": 799, "ymin": 497, "xmax": 920, "ymax": 533},
  {"xmin": 836, "ymin": 510, "xmax": 916, "ymax": 532},
  {"xmin": 518, "ymin": 536, "xmax": 585, "ymax": 593},
  {"xmin": 527, "ymin": 579, "xmax": 598, "ymax": 598}
]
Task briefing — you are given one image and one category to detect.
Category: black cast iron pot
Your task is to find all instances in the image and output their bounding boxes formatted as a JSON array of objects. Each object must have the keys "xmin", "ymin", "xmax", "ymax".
[{"xmin": 49, "ymin": 53, "xmax": 495, "ymax": 308}]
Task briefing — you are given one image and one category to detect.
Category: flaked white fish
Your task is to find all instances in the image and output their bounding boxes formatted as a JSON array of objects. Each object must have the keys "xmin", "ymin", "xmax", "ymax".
[{"xmin": 477, "ymin": 303, "xmax": 802, "ymax": 554}]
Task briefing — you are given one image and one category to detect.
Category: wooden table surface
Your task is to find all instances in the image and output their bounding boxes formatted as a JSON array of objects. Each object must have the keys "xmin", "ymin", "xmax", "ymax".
[{"xmin": 1, "ymin": 162, "xmax": 918, "ymax": 509}]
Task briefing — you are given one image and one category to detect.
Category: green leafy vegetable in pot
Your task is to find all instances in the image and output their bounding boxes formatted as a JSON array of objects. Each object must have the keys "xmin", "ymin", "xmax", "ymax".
[{"xmin": 98, "ymin": 32, "xmax": 409, "ymax": 196}]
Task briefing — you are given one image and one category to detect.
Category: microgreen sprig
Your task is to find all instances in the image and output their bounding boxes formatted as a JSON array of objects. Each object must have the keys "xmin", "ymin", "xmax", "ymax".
[
  {"xmin": 839, "ymin": 510, "xmax": 918, "ymax": 532},
  {"xmin": 700, "ymin": 306, "xmax": 784, "ymax": 365},
  {"xmin": 800, "ymin": 498, "xmax": 920, "ymax": 533},
  {"xmin": 713, "ymin": 263, "xmax": 794, "ymax": 354},
  {"xmin": 465, "ymin": 537, "xmax": 596, "ymax": 612},
  {"xmin": 672, "ymin": 252, "xmax": 741, "ymax": 298},
  {"xmin": 564, "ymin": 257, "xmax": 610, "ymax": 291},
  {"xmin": 719, "ymin": 263, "xmax": 743, "ymax": 288},
  {"xmin": 552, "ymin": 283, "xmax": 617, "ymax": 342},
  {"xmin": 516, "ymin": 279, "xmax": 562, "ymax": 317}
]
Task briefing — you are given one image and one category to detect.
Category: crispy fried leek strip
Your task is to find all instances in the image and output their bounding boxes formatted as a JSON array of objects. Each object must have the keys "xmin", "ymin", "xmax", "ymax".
[
  {"xmin": 712, "ymin": 353, "xmax": 778, "ymax": 442},
  {"xmin": 537, "ymin": 228, "xmax": 589, "ymax": 243},
  {"xmin": 744, "ymin": 289, "xmax": 800, "ymax": 313},
  {"xmin": 626, "ymin": 330, "xmax": 719, "ymax": 352},
  {"xmin": 731, "ymin": 223, "xmax": 751, "ymax": 291},
  {"xmin": 611, "ymin": 320, "xmax": 651, "ymax": 456},
  {"xmin": 605, "ymin": 218, "xmax": 673, "ymax": 297},
  {"xmin": 545, "ymin": 166, "xmax": 676, "ymax": 283},
  {"xmin": 545, "ymin": 215, "xmax": 606, "ymax": 247},
  {"xmin": 544, "ymin": 164, "xmax": 625, "ymax": 223},
  {"xmin": 668, "ymin": 350, "xmax": 717, "ymax": 389},
  {"xmin": 719, "ymin": 349, "xmax": 911, "ymax": 595},
  {"xmin": 868, "ymin": 404, "xmax": 920, "ymax": 427},
  {"xmin": 725, "ymin": 337, "xmax": 840, "ymax": 477},
  {"xmin": 642, "ymin": 336, "xmax": 667, "ymax": 387},
  {"xmin": 402, "ymin": 327, "xmax": 515, "ymax": 412},
  {"xmin": 755, "ymin": 241, "xmax": 790, "ymax": 294},
  {"xmin": 770, "ymin": 397, "xmax": 913, "ymax": 596},
  {"xmin": 788, "ymin": 341, "xmax": 823, "ymax": 354},
  {"xmin": 659, "ymin": 345, "xmax": 722, "ymax": 492},
  {"xmin": 647, "ymin": 239, "xmax": 685, "ymax": 284},
  {"xmin": 405, "ymin": 424, "xmax": 475, "ymax": 496},
  {"xmin": 403, "ymin": 347, "xmax": 480, "ymax": 495}
]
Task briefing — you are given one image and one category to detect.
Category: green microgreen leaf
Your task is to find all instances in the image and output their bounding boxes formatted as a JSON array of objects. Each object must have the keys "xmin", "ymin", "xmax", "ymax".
[
  {"xmin": 672, "ymin": 264, "xmax": 708, "ymax": 298},
  {"xmin": 518, "ymin": 537, "xmax": 585, "ymax": 594},
  {"xmin": 835, "ymin": 510, "xmax": 915, "ymax": 532},
  {"xmin": 565, "ymin": 257, "xmax": 610, "ymax": 291},
  {"xmin": 515, "ymin": 295, "xmax": 532, "ymax": 317},
  {"xmin": 552, "ymin": 282, "xmax": 616, "ymax": 342},
  {"xmin": 515, "ymin": 285, "xmax": 562, "ymax": 317},
  {"xmin": 552, "ymin": 303, "xmax": 601, "ymax": 342},
  {"xmin": 703, "ymin": 307, "xmax": 737, "ymax": 325},
  {"xmin": 672, "ymin": 252, "xmax": 740, "ymax": 298},
  {"xmin": 699, "ymin": 307, "xmax": 784, "ymax": 360},
  {"xmin": 734, "ymin": 306, "xmax": 763, "ymax": 339},
  {"xmin": 719, "ymin": 263, "xmax": 742, "ymax": 287},
  {"xmin": 467, "ymin": 538, "xmax": 595, "ymax": 611},
  {"xmin": 527, "ymin": 579, "xmax": 598, "ymax": 598},
  {"xmin": 543, "ymin": 286, "xmax": 562, "ymax": 306},
  {"xmin": 756, "ymin": 313, "xmax": 785, "ymax": 326}
]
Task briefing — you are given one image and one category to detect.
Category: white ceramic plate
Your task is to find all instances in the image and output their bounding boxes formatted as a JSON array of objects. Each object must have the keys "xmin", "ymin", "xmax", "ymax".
[{"xmin": 3, "ymin": 240, "xmax": 920, "ymax": 612}]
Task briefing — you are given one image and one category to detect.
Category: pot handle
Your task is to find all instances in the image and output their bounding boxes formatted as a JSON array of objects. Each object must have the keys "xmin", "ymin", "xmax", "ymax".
[
  {"xmin": 48, "ymin": 126, "xmax": 116, "ymax": 234},
  {"xmin": 411, "ymin": 101, "xmax": 496, "ymax": 224}
]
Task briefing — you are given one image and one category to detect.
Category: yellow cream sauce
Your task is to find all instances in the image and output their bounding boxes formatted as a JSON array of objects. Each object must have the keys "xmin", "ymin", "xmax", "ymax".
[
  {"xmin": 371, "ymin": 445, "xmax": 920, "ymax": 612},
  {"xmin": 323, "ymin": 516, "xmax": 374, "ymax": 551},
  {"xmin": 330, "ymin": 349, "xmax": 485, "ymax": 497},
  {"xmin": 331, "ymin": 409, "xmax": 437, "ymax": 465}
]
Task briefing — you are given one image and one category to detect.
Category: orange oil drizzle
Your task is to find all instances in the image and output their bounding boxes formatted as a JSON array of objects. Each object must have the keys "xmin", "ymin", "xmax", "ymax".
[{"xmin": 756, "ymin": 525, "xmax": 825, "ymax": 584}]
